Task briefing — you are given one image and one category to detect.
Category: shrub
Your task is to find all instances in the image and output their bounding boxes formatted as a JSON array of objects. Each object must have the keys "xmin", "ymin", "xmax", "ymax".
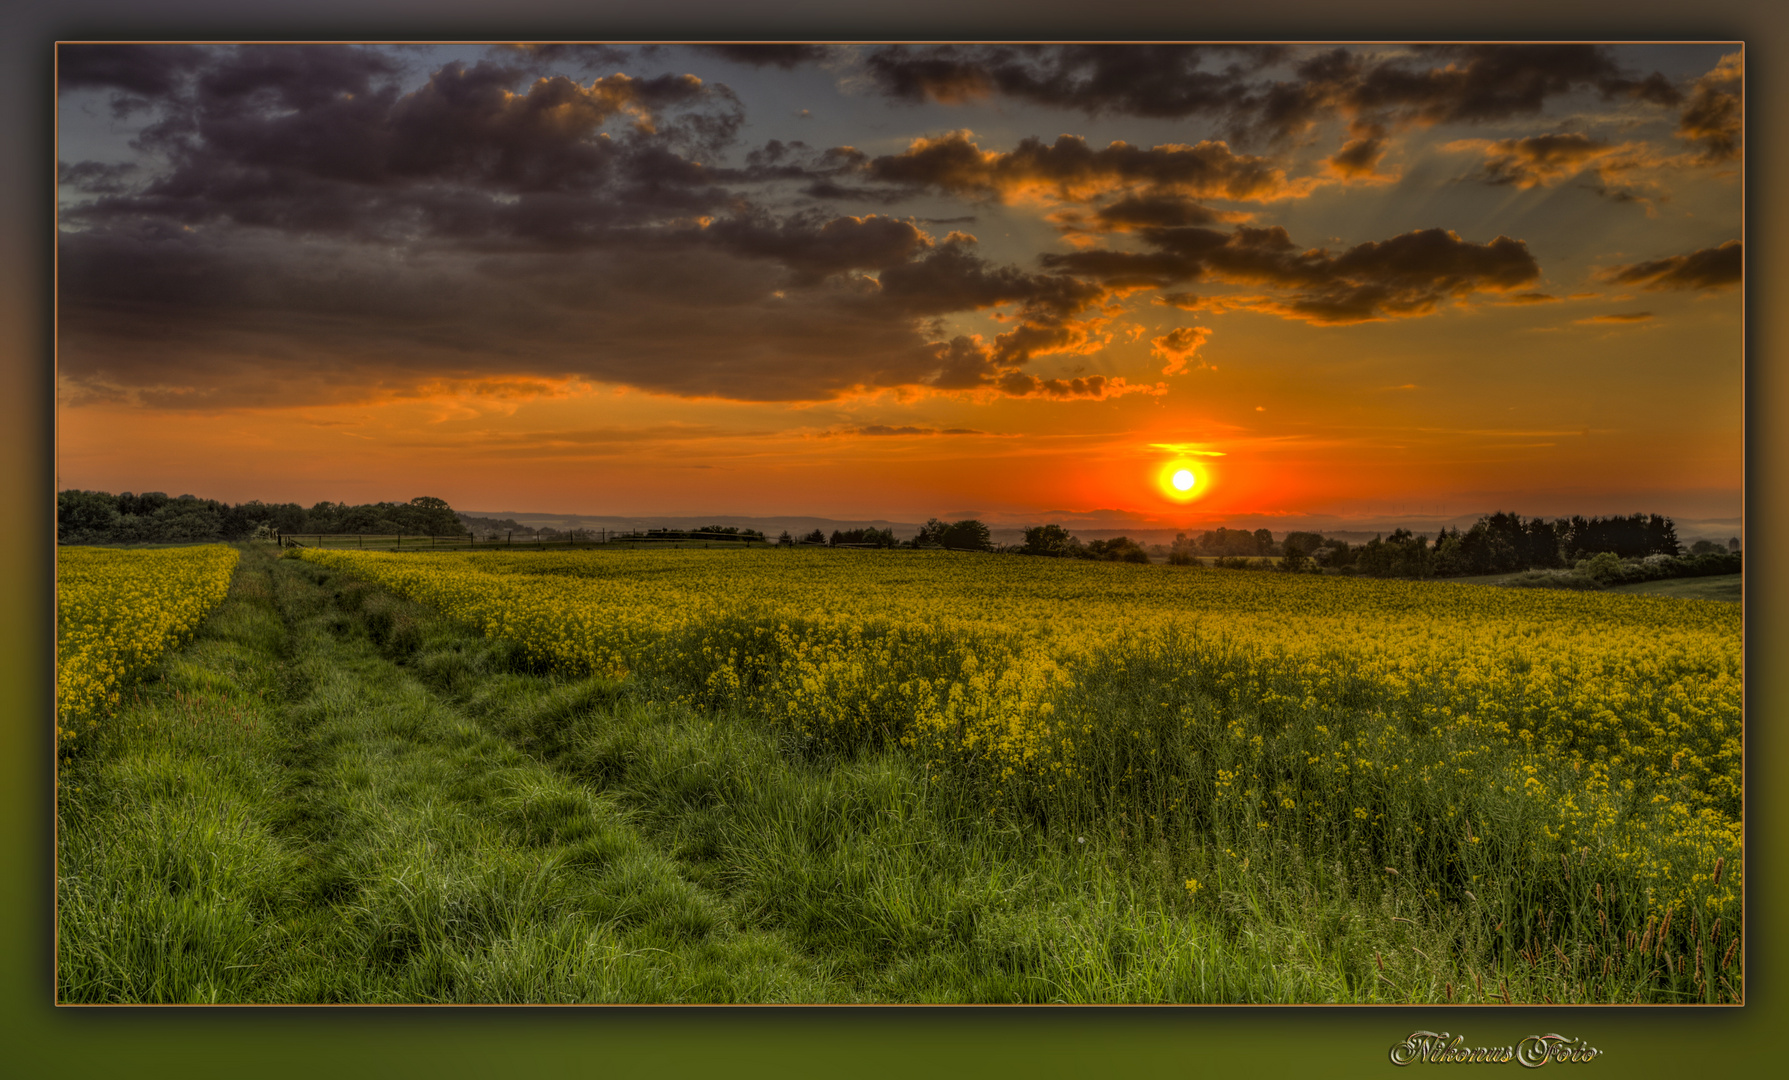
[{"xmin": 1575, "ymin": 552, "xmax": 1625, "ymax": 584}]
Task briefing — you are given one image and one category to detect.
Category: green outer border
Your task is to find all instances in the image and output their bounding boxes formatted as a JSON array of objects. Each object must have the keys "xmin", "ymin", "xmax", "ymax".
[{"xmin": 7, "ymin": 5, "xmax": 1780, "ymax": 1077}]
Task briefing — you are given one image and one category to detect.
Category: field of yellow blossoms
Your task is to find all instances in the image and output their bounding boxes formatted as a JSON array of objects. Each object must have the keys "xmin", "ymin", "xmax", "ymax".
[
  {"xmin": 56, "ymin": 546, "xmax": 239, "ymax": 746},
  {"xmin": 301, "ymin": 546, "xmax": 1741, "ymax": 998}
]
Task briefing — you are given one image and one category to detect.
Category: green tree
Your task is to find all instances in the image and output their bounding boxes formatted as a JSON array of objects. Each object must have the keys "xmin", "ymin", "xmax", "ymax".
[
  {"xmin": 1086, "ymin": 536, "xmax": 1149, "ymax": 563},
  {"xmin": 57, "ymin": 490, "xmax": 121, "ymax": 544},
  {"xmin": 1278, "ymin": 538, "xmax": 1312, "ymax": 572},
  {"xmin": 938, "ymin": 519, "xmax": 993, "ymax": 551},
  {"xmin": 1021, "ymin": 523, "xmax": 1080, "ymax": 556}
]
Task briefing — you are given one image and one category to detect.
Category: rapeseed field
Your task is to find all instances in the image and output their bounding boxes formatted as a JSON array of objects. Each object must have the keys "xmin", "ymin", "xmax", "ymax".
[
  {"xmin": 296, "ymin": 546, "xmax": 1741, "ymax": 1001},
  {"xmin": 56, "ymin": 546, "xmax": 239, "ymax": 747}
]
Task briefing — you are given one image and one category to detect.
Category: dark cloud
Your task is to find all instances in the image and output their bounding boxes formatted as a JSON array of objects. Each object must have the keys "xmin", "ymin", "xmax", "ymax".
[
  {"xmin": 1326, "ymin": 122, "xmax": 1389, "ymax": 179},
  {"xmin": 57, "ymin": 43, "xmax": 209, "ymax": 98},
  {"xmin": 66, "ymin": 54, "xmax": 751, "ymax": 249},
  {"xmin": 863, "ymin": 44, "xmax": 1282, "ymax": 118},
  {"xmin": 695, "ymin": 44, "xmax": 836, "ymax": 69},
  {"xmin": 1254, "ymin": 44, "xmax": 1681, "ymax": 144},
  {"xmin": 707, "ymin": 213, "xmax": 933, "ymax": 284},
  {"xmin": 1599, "ymin": 241, "xmax": 1741, "ymax": 291},
  {"xmin": 874, "ymin": 232, "xmax": 1104, "ymax": 319},
  {"xmin": 57, "ymin": 229, "xmax": 958, "ymax": 407},
  {"xmin": 1450, "ymin": 132, "xmax": 1649, "ymax": 195},
  {"xmin": 843, "ymin": 424, "xmax": 984, "ymax": 437},
  {"xmin": 857, "ymin": 44, "xmax": 1682, "ymax": 154},
  {"xmin": 1576, "ymin": 312, "xmax": 1654, "ymax": 324},
  {"xmin": 57, "ymin": 44, "xmax": 1710, "ymax": 413},
  {"xmin": 1677, "ymin": 53, "xmax": 1742, "ymax": 163},
  {"xmin": 194, "ymin": 43, "xmax": 407, "ymax": 112},
  {"xmin": 863, "ymin": 130, "xmax": 1294, "ymax": 203},
  {"xmin": 1045, "ymin": 225, "xmax": 1540, "ymax": 325},
  {"xmin": 1091, "ymin": 195, "xmax": 1224, "ymax": 230},
  {"xmin": 58, "ymin": 49, "xmax": 1128, "ymax": 408},
  {"xmin": 922, "ymin": 333, "xmax": 1157, "ymax": 400},
  {"xmin": 487, "ymin": 43, "xmax": 633, "ymax": 72},
  {"xmin": 58, "ymin": 160, "xmax": 137, "ymax": 194}
]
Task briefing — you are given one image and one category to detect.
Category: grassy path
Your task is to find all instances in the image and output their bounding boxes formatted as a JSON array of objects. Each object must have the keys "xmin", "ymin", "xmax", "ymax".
[
  {"xmin": 59, "ymin": 545, "xmax": 1512, "ymax": 1003},
  {"xmin": 58, "ymin": 547, "xmax": 845, "ymax": 1002}
]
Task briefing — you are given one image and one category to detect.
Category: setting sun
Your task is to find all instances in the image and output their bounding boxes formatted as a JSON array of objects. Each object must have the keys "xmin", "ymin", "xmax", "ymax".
[{"xmin": 1157, "ymin": 459, "xmax": 1209, "ymax": 503}]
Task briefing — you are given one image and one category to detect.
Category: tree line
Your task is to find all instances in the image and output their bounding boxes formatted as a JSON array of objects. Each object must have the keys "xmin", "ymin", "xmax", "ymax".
[
  {"xmin": 1024, "ymin": 511, "xmax": 1740, "ymax": 580},
  {"xmin": 58, "ymin": 490, "xmax": 465, "ymax": 545},
  {"xmin": 59, "ymin": 492, "xmax": 1741, "ymax": 584}
]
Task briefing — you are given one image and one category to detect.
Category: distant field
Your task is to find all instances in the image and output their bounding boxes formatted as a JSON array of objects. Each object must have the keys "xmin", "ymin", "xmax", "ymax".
[
  {"xmin": 1445, "ymin": 570, "xmax": 1741, "ymax": 602},
  {"xmin": 1606, "ymin": 574, "xmax": 1743, "ymax": 603}
]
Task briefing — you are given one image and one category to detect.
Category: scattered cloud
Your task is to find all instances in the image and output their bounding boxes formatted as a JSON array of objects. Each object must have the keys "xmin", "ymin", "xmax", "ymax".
[
  {"xmin": 1677, "ymin": 52, "xmax": 1742, "ymax": 164},
  {"xmin": 1598, "ymin": 240, "xmax": 1740, "ymax": 291},
  {"xmin": 1147, "ymin": 443, "xmax": 1226, "ymax": 456},
  {"xmin": 1325, "ymin": 121, "xmax": 1393, "ymax": 181},
  {"xmin": 52, "ymin": 43, "xmax": 1736, "ymax": 423},
  {"xmin": 861, "ymin": 130, "xmax": 1302, "ymax": 206},
  {"xmin": 1048, "ymin": 225, "xmax": 1540, "ymax": 325},
  {"xmin": 860, "ymin": 44, "xmax": 1282, "ymax": 120},
  {"xmin": 1575, "ymin": 311, "xmax": 1654, "ymax": 324},
  {"xmin": 853, "ymin": 44, "xmax": 1680, "ymax": 150},
  {"xmin": 1150, "ymin": 326, "xmax": 1213, "ymax": 375},
  {"xmin": 831, "ymin": 424, "xmax": 986, "ymax": 437},
  {"xmin": 1445, "ymin": 133, "xmax": 1654, "ymax": 199},
  {"xmin": 695, "ymin": 44, "xmax": 837, "ymax": 70}
]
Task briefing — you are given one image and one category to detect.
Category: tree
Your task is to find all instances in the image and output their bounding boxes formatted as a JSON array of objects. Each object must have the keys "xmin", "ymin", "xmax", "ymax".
[
  {"xmin": 58, "ymin": 490, "xmax": 476, "ymax": 544},
  {"xmin": 57, "ymin": 490, "xmax": 121, "ymax": 544},
  {"xmin": 1086, "ymin": 536, "xmax": 1149, "ymax": 563},
  {"xmin": 1021, "ymin": 523, "xmax": 1080, "ymax": 557},
  {"xmin": 1283, "ymin": 531, "xmax": 1325, "ymax": 555},
  {"xmin": 938, "ymin": 519, "xmax": 993, "ymax": 551}
]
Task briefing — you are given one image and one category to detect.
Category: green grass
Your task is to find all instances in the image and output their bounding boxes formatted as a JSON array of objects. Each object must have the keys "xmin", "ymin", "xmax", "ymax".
[
  {"xmin": 1605, "ymin": 573, "xmax": 1742, "ymax": 603},
  {"xmin": 1440, "ymin": 570, "xmax": 1741, "ymax": 603},
  {"xmin": 57, "ymin": 545, "xmax": 1739, "ymax": 1003}
]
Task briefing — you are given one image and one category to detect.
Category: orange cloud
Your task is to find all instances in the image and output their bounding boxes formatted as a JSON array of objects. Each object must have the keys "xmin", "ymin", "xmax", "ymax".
[
  {"xmin": 865, "ymin": 130, "xmax": 1307, "ymax": 205},
  {"xmin": 1150, "ymin": 326, "xmax": 1213, "ymax": 375},
  {"xmin": 1575, "ymin": 311, "xmax": 1653, "ymax": 324},
  {"xmin": 1446, "ymin": 133, "xmax": 1638, "ymax": 186},
  {"xmin": 1678, "ymin": 52, "xmax": 1742, "ymax": 164},
  {"xmin": 1325, "ymin": 121, "xmax": 1395, "ymax": 182}
]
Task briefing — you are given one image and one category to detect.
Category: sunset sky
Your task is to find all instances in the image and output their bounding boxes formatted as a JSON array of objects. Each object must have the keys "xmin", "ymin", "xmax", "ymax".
[{"xmin": 55, "ymin": 42, "xmax": 1743, "ymax": 532}]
